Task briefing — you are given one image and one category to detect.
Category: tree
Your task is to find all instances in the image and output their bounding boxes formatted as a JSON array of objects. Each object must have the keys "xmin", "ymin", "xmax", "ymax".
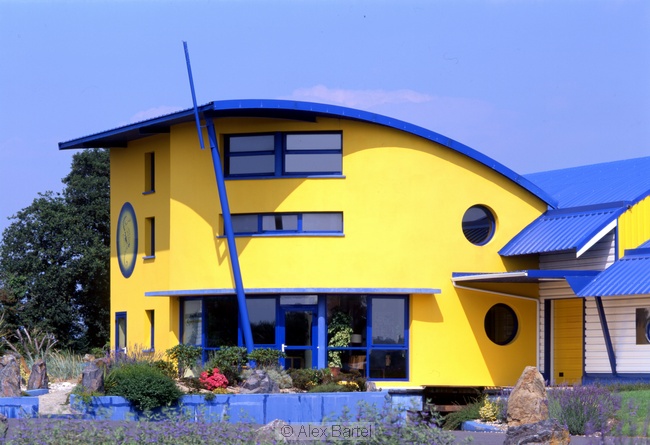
[{"xmin": 0, "ymin": 148, "xmax": 110, "ymax": 350}]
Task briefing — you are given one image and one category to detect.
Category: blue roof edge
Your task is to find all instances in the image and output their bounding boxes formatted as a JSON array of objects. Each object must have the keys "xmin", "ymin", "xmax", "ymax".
[{"xmin": 59, "ymin": 99, "xmax": 558, "ymax": 208}]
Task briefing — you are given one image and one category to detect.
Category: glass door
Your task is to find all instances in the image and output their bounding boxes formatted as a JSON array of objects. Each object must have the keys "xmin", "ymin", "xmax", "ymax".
[{"xmin": 280, "ymin": 306, "xmax": 317, "ymax": 369}]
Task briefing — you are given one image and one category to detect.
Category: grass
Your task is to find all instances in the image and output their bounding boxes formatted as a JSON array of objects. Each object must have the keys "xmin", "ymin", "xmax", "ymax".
[{"xmin": 616, "ymin": 389, "xmax": 650, "ymax": 436}]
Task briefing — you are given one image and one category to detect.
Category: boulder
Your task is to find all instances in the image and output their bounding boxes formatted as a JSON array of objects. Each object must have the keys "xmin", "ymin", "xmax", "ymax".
[
  {"xmin": 0, "ymin": 355, "xmax": 22, "ymax": 397},
  {"xmin": 81, "ymin": 360, "xmax": 104, "ymax": 393},
  {"xmin": 0, "ymin": 414, "xmax": 7, "ymax": 440},
  {"xmin": 504, "ymin": 419, "xmax": 570, "ymax": 445},
  {"xmin": 256, "ymin": 419, "xmax": 288, "ymax": 443},
  {"xmin": 27, "ymin": 359, "xmax": 49, "ymax": 390},
  {"xmin": 240, "ymin": 370, "xmax": 279, "ymax": 394},
  {"xmin": 507, "ymin": 366, "xmax": 549, "ymax": 427}
]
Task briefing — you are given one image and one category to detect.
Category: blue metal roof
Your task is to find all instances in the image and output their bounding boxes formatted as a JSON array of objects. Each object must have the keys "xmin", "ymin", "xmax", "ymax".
[
  {"xmin": 578, "ymin": 248, "xmax": 650, "ymax": 297},
  {"xmin": 452, "ymin": 269, "xmax": 600, "ymax": 295},
  {"xmin": 524, "ymin": 157, "xmax": 650, "ymax": 209},
  {"xmin": 59, "ymin": 99, "xmax": 557, "ymax": 207},
  {"xmin": 499, "ymin": 204, "xmax": 625, "ymax": 257}
]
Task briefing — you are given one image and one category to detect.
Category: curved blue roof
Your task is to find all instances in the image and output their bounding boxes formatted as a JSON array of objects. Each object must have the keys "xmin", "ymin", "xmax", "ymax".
[
  {"xmin": 524, "ymin": 157, "xmax": 650, "ymax": 208},
  {"xmin": 59, "ymin": 99, "xmax": 557, "ymax": 207}
]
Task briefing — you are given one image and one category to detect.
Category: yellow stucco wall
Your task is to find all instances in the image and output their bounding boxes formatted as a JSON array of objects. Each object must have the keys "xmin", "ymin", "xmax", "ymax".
[
  {"xmin": 110, "ymin": 115, "xmax": 547, "ymax": 386},
  {"xmin": 618, "ymin": 196, "xmax": 650, "ymax": 256}
]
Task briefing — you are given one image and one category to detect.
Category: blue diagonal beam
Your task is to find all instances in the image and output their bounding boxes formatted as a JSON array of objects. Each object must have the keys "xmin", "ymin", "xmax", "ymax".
[{"xmin": 206, "ymin": 118, "xmax": 254, "ymax": 352}]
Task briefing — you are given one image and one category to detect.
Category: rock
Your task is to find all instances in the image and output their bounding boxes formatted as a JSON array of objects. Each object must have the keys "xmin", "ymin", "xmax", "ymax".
[
  {"xmin": 240, "ymin": 370, "xmax": 279, "ymax": 394},
  {"xmin": 27, "ymin": 359, "xmax": 49, "ymax": 390},
  {"xmin": 0, "ymin": 355, "xmax": 22, "ymax": 397},
  {"xmin": 0, "ymin": 414, "xmax": 7, "ymax": 440},
  {"xmin": 81, "ymin": 361, "xmax": 104, "ymax": 393},
  {"xmin": 507, "ymin": 366, "xmax": 549, "ymax": 427},
  {"xmin": 256, "ymin": 419, "xmax": 288, "ymax": 443},
  {"xmin": 504, "ymin": 419, "xmax": 570, "ymax": 445},
  {"xmin": 366, "ymin": 381, "xmax": 378, "ymax": 392},
  {"xmin": 83, "ymin": 354, "xmax": 96, "ymax": 362}
]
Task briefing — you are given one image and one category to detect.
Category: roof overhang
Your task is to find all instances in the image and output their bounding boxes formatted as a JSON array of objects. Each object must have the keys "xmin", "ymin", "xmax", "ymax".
[
  {"xmin": 145, "ymin": 287, "xmax": 442, "ymax": 297},
  {"xmin": 578, "ymin": 248, "xmax": 650, "ymax": 297},
  {"xmin": 452, "ymin": 270, "xmax": 600, "ymax": 295}
]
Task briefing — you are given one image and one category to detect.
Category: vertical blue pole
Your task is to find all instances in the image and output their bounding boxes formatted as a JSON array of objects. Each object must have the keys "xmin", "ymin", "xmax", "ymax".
[{"xmin": 206, "ymin": 118, "xmax": 254, "ymax": 353}]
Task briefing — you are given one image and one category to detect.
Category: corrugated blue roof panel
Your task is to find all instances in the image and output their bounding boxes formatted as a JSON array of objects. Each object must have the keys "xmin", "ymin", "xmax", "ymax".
[
  {"xmin": 524, "ymin": 157, "xmax": 650, "ymax": 208},
  {"xmin": 639, "ymin": 239, "xmax": 650, "ymax": 249},
  {"xmin": 499, "ymin": 205, "xmax": 625, "ymax": 257},
  {"xmin": 579, "ymin": 248, "xmax": 650, "ymax": 297}
]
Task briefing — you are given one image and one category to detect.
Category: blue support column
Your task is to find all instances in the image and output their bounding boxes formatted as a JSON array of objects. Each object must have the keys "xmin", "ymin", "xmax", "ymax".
[
  {"xmin": 595, "ymin": 296, "xmax": 617, "ymax": 377},
  {"xmin": 318, "ymin": 296, "xmax": 327, "ymax": 368},
  {"xmin": 205, "ymin": 119, "xmax": 254, "ymax": 353}
]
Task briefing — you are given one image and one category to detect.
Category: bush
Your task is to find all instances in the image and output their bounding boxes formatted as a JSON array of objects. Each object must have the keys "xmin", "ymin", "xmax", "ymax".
[
  {"xmin": 153, "ymin": 359, "xmax": 177, "ymax": 379},
  {"xmin": 265, "ymin": 368, "xmax": 293, "ymax": 389},
  {"xmin": 248, "ymin": 348, "xmax": 284, "ymax": 368},
  {"xmin": 206, "ymin": 347, "xmax": 248, "ymax": 385},
  {"xmin": 288, "ymin": 368, "xmax": 326, "ymax": 390},
  {"xmin": 548, "ymin": 384, "xmax": 621, "ymax": 435},
  {"xmin": 200, "ymin": 368, "xmax": 229, "ymax": 391},
  {"xmin": 308, "ymin": 381, "xmax": 356, "ymax": 393},
  {"xmin": 441, "ymin": 398, "xmax": 483, "ymax": 430},
  {"xmin": 165, "ymin": 344, "xmax": 202, "ymax": 378},
  {"xmin": 104, "ymin": 362, "xmax": 183, "ymax": 411}
]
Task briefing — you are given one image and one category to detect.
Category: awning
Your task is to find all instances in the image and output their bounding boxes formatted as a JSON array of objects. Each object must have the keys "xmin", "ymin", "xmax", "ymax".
[
  {"xmin": 499, "ymin": 205, "xmax": 625, "ymax": 258},
  {"xmin": 452, "ymin": 270, "xmax": 600, "ymax": 295},
  {"xmin": 578, "ymin": 248, "xmax": 650, "ymax": 297}
]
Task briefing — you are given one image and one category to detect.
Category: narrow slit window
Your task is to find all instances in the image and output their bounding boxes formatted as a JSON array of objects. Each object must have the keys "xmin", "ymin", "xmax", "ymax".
[
  {"xmin": 145, "ymin": 217, "xmax": 155, "ymax": 258},
  {"xmin": 144, "ymin": 152, "xmax": 155, "ymax": 193},
  {"xmin": 145, "ymin": 310, "xmax": 155, "ymax": 351}
]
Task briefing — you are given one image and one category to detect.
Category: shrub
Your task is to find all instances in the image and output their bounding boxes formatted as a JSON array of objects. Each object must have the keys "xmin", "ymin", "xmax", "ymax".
[
  {"xmin": 46, "ymin": 350, "xmax": 85, "ymax": 381},
  {"xmin": 104, "ymin": 362, "xmax": 183, "ymax": 412},
  {"xmin": 265, "ymin": 368, "xmax": 293, "ymax": 389},
  {"xmin": 165, "ymin": 344, "xmax": 202, "ymax": 378},
  {"xmin": 248, "ymin": 348, "xmax": 285, "ymax": 368},
  {"xmin": 478, "ymin": 398, "xmax": 499, "ymax": 422},
  {"xmin": 200, "ymin": 368, "xmax": 229, "ymax": 391},
  {"xmin": 548, "ymin": 384, "xmax": 621, "ymax": 435},
  {"xmin": 288, "ymin": 368, "xmax": 326, "ymax": 390},
  {"xmin": 206, "ymin": 347, "xmax": 248, "ymax": 385},
  {"xmin": 308, "ymin": 381, "xmax": 355, "ymax": 393},
  {"xmin": 441, "ymin": 398, "xmax": 483, "ymax": 430},
  {"xmin": 153, "ymin": 359, "xmax": 177, "ymax": 379}
]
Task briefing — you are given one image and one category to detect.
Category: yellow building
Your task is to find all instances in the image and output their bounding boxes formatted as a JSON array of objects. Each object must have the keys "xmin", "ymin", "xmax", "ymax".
[{"xmin": 60, "ymin": 100, "xmax": 650, "ymax": 388}]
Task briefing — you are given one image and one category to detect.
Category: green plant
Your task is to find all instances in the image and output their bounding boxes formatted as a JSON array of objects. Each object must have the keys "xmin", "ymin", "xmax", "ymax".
[
  {"xmin": 264, "ymin": 368, "xmax": 293, "ymax": 389},
  {"xmin": 2, "ymin": 326, "xmax": 58, "ymax": 364},
  {"xmin": 153, "ymin": 359, "xmax": 177, "ymax": 379},
  {"xmin": 104, "ymin": 362, "xmax": 183, "ymax": 411},
  {"xmin": 247, "ymin": 348, "xmax": 285, "ymax": 368},
  {"xmin": 478, "ymin": 398, "xmax": 498, "ymax": 422},
  {"xmin": 442, "ymin": 397, "xmax": 483, "ymax": 430},
  {"xmin": 206, "ymin": 346, "xmax": 248, "ymax": 384},
  {"xmin": 308, "ymin": 381, "xmax": 355, "ymax": 393},
  {"xmin": 165, "ymin": 344, "xmax": 202, "ymax": 378},
  {"xmin": 288, "ymin": 368, "xmax": 326, "ymax": 390},
  {"xmin": 327, "ymin": 310, "xmax": 353, "ymax": 368},
  {"xmin": 45, "ymin": 349, "xmax": 85, "ymax": 381}
]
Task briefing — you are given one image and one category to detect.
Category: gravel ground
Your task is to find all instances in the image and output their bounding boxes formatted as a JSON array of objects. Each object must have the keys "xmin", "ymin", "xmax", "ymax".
[{"xmin": 37, "ymin": 381, "xmax": 77, "ymax": 415}]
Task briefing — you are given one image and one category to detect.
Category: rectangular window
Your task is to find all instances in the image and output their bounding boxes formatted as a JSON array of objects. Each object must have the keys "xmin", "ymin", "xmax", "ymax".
[
  {"xmin": 144, "ymin": 152, "xmax": 155, "ymax": 193},
  {"xmin": 144, "ymin": 217, "xmax": 155, "ymax": 258},
  {"xmin": 225, "ymin": 132, "xmax": 342, "ymax": 178},
  {"xmin": 205, "ymin": 297, "xmax": 238, "ymax": 348},
  {"xmin": 182, "ymin": 300, "xmax": 202, "ymax": 346},
  {"xmin": 145, "ymin": 310, "xmax": 155, "ymax": 351},
  {"xmin": 115, "ymin": 312, "xmax": 127, "ymax": 353},
  {"xmin": 327, "ymin": 295, "xmax": 408, "ymax": 380},
  {"xmin": 230, "ymin": 212, "xmax": 343, "ymax": 236},
  {"xmin": 246, "ymin": 298, "xmax": 277, "ymax": 345}
]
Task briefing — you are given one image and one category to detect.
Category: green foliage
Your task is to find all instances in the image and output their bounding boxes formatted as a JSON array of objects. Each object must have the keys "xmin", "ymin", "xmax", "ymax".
[
  {"xmin": 308, "ymin": 381, "xmax": 355, "ymax": 393},
  {"xmin": 165, "ymin": 344, "xmax": 202, "ymax": 378},
  {"xmin": 0, "ymin": 149, "xmax": 110, "ymax": 351},
  {"xmin": 441, "ymin": 398, "xmax": 483, "ymax": 430},
  {"xmin": 206, "ymin": 346, "xmax": 248, "ymax": 385},
  {"xmin": 104, "ymin": 362, "xmax": 183, "ymax": 412},
  {"xmin": 46, "ymin": 350, "xmax": 85, "ymax": 381},
  {"xmin": 248, "ymin": 348, "xmax": 285, "ymax": 368},
  {"xmin": 327, "ymin": 310, "xmax": 353, "ymax": 367},
  {"xmin": 288, "ymin": 368, "xmax": 327, "ymax": 391},
  {"xmin": 153, "ymin": 359, "xmax": 177, "ymax": 379},
  {"xmin": 2, "ymin": 326, "xmax": 58, "ymax": 364},
  {"xmin": 264, "ymin": 368, "xmax": 293, "ymax": 389}
]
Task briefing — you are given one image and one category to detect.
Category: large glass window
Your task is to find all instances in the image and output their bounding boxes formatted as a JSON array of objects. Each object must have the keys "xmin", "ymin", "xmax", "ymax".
[
  {"xmin": 327, "ymin": 295, "xmax": 408, "ymax": 380},
  {"xmin": 205, "ymin": 297, "xmax": 238, "ymax": 348},
  {"xmin": 247, "ymin": 298, "xmax": 276, "ymax": 345},
  {"xmin": 182, "ymin": 300, "xmax": 202, "ymax": 346},
  {"xmin": 225, "ymin": 132, "xmax": 342, "ymax": 177},
  {"xmin": 231, "ymin": 212, "xmax": 343, "ymax": 236}
]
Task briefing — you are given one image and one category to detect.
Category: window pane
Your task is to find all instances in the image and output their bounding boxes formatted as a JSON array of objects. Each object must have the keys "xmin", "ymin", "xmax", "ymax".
[
  {"xmin": 369, "ymin": 349, "xmax": 407, "ymax": 379},
  {"xmin": 285, "ymin": 310, "xmax": 313, "ymax": 346},
  {"xmin": 372, "ymin": 299, "xmax": 405, "ymax": 345},
  {"xmin": 302, "ymin": 213, "xmax": 343, "ymax": 232},
  {"xmin": 229, "ymin": 155, "xmax": 275, "ymax": 175},
  {"xmin": 327, "ymin": 296, "xmax": 367, "ymax": 346},
  {"xmin": 262, "ymin": 214, "xmax": 298, "ymax": 231},
  {"xmin": 232, "ymin": 215, "xmax": 259, "ymax": 233},
  {"xmin": 229, "ymin": 135, "xmax": 275, "ymax": 153},
  {"xmin": 205, "ymin": 297, "xmax": 238, "ymax": 347},
  {"xmin": 285, "ymin": 154, "xmax": 341, "ymax": 173},
  {"xmin": 247, "ymin": 299, "xmax": 276, "ymax": 344},
  {"xmin": 286, "ymin": 133, "xmax": 341, "ymax": 151},
  {"xmin": 182, "ymin": 300, "xmax": 202, "ymax": 346},
  {"xmin": 462, "ymin": 205, "xmax": 495, "ymax": 245},
  {"xmin": 484, "ymin": 303, "xmax": 518, "ymax": 345}
]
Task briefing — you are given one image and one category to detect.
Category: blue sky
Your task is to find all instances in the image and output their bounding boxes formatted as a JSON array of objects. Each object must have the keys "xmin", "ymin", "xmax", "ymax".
[{"xmin": 1, "ymin": 0, "xmax": 649, "ymax": 234}]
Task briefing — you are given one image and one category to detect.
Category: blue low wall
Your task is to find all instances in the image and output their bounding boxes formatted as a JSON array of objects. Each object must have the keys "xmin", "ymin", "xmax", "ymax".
[
  {"xmin": 0, "ymin": 397, "xmax": 39, "ymax": 419},
  {"xmin": 70, "ymin": 391, "xmax": 423, "ymax": 424}
]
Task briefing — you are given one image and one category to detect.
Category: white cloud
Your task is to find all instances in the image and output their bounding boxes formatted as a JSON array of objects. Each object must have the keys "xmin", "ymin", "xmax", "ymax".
[
  {"xmin": 282, "ymin": 85, "xmax": 434, "ymax": 109},
  {"xmin": 130, "ymin": 106, "xmax": 182, "ymax": 123}
]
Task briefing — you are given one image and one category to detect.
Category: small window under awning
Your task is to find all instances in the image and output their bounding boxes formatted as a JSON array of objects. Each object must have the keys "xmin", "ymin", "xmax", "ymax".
[{"xmin": 452, "ymin": 270, "xmax": 600, "ymax": 295}]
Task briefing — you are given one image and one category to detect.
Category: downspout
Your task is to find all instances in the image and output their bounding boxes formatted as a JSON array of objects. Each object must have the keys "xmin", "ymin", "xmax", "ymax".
[
  {"xmin": 594, "ymin": 296, "xmax": 617, "ymax": 377},
  {"xmin": 205, "ymin": 118, "xmax": 255, "ymax": 353}
]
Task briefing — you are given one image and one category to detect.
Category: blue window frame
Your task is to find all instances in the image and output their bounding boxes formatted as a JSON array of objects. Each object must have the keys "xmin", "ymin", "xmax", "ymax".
[
  {"xmin": 230, "ymin": 212, "xmax": 343, "ymax": 236},
  {"xmin": 225, "ymin": 132, "xmax": 342, "ymax": 178}
]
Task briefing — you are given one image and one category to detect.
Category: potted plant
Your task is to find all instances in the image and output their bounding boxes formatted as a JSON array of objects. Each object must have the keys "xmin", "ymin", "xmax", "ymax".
[{"xmin": 327, "ymin": 310, "xmax": 353, "ymax": 376}]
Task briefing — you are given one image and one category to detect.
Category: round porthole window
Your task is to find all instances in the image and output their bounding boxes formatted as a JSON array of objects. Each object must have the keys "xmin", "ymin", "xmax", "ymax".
[
  {"xmin": 484, "ymin": 303, "xmax": 518, "ymax": 345},
  {"xmin": 462, "ymin": 205, "xmax": 495, "ymax": 245}
]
